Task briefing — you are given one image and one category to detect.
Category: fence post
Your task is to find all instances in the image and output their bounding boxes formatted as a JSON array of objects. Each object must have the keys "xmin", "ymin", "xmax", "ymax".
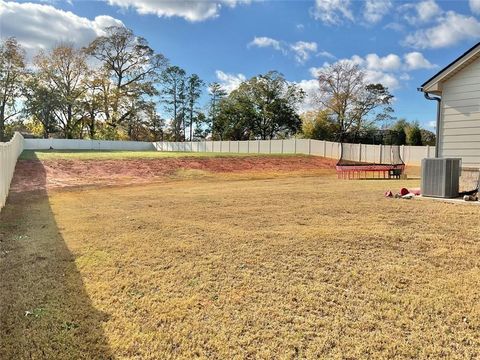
[
  {"xmin": 323, "ymin": 141, "xmax": 326, "ymax": 157},
  {"xmin": 281, "ymin": 139, "xmax": 284, "ymax": 154},
  {"xmin": 426, "ymin": 145, "xmax": 430, "ymax": 158},
  {"xmin": 294, "ymin": 138, "xmax": 297, "ymax": 154},
  {"xmin": 257, "ymin": 139, "xmax": 260, "ymax": 154},
  {"xmin": 308, "ymin": 139, "xmax": 311, "ymax": 155},
  {"xmin": 269, "ymin": 139, "xmax": 272, "ymax": 154}
]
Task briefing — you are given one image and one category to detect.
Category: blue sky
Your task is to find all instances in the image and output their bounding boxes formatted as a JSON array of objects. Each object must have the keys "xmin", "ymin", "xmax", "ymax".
[{"xmin": 1, "ymin": 1, "xmax": 480, "ymax": 129}]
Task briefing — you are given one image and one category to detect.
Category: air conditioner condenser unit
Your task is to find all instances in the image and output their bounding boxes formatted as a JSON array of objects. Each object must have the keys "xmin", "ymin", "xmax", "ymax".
[{"xmin": 421, "ymin": 158, "xmax": 461, "ymax": 198}]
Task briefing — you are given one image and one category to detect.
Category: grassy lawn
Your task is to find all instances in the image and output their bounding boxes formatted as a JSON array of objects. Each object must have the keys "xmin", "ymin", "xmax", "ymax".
[
  {"xmin": 20, "ymin": 149, "xmax": 302, "ymax": 161},
  {"xmin": 1, "ymin": 157, "xmax": 480, "ymax": 358}
]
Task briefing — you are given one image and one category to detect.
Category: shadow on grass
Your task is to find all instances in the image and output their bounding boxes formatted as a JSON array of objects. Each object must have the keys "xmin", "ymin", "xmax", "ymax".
[{"xmin": 0, "ymin": 153, "xmax": 114, "ymax": 359}]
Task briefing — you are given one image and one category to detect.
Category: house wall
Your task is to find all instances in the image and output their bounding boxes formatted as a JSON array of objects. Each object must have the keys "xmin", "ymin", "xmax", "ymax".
[{"xmin": 440, "ymin": 59, "xmax": 480, "ymax": 168}]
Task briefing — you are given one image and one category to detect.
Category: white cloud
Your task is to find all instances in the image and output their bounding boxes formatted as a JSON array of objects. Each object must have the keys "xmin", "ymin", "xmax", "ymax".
[
  {"xmin": 0, "ymin": 1, "xmax": 123, "ymax": 54},
  {"xmin": 248, "ymin": 36, "xmax": 283, "ymax": 52},
  {"xmin": 215, "ymin": 70, "xmax": 246, "ymax": 94},
  {"xmin": 105, "ymin": 0, "xmax": 251, "ymax": 22},
  {"xmin": 317, "ymin": 50, "xmax": 336, "ymax": 59},
  {"xmin": 470, "ymin": 0, "xmax": 480, "ymax": 14},
  {"xmin": 402, "ymin": 0, "xmax": 441, "ymax": 25},
  {"xmin": 403, "ymin": 52, "xmax": 436, "ymax": 70},
  {"xmin": 363, "ymin": 70, "xmax": 400, "ymax": 89},
  {"xmin": 249, "ymin": 37, "xmax": 327, "ymax": 64},
  {"xmin": 415, "ymin": 0, "xmax": 442, "ymax": 22},
  {"xmin": 384, "ymin": 22, "xmax": 404, "ymax": 32},
  {"xmin": 404, "ymin": 11, "xmax": 480, "ymax": 49},
  {"xmin": 312, "ymin": 0, "xmax": 353, "ymax": 25},
  {"xmin": 290, "ymin": 41, "xmax": 318, "ymax": 63},
  {"xmin": 363, "ymin": 0, "xmax": 392, "ymax": 24},
  {"xmin": 329, "ymin": 53, "xmax": 402, "ymax": 72},
  {"xmin": 364, "ymin": 53, "xmax": 402, "ymax": 71}
]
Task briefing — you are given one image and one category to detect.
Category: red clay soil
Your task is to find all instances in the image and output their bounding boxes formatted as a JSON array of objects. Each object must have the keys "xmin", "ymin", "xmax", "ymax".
[{"xmin": 11, "ymin": 156, "xmax": 336, "ymax": 192}]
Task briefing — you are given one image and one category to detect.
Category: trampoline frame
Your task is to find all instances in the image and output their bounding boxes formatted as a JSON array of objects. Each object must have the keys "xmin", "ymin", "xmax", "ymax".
[{"xmin": 336, "ymin": 143, "xmax": 405, "ymax": 179}]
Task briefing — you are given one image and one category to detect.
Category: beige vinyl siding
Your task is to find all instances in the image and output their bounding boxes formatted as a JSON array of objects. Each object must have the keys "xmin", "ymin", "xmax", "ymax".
[{"xmin": 440, "ymin": 60, "xmax": 480, "ymax": 168}]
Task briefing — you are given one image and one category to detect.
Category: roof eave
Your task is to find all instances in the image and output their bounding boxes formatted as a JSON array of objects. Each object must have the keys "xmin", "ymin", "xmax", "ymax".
[
  {"xmin": 420, "ymin": 41, "xmax": 480, "ymax": 93},
  {"xmin": 420, "ymin": 82, "xmax": 442, "ymax": 95}
]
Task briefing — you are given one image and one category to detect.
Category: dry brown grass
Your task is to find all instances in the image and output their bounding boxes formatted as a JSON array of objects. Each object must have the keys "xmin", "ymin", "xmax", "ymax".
[{"xmin": 1, "ymin": 158, "xmax": 480, "ymax": 359}]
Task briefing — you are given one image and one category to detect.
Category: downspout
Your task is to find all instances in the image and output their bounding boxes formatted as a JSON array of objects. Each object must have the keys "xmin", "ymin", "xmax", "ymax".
[{"xmin": 421, "ymin": 89, "xmax": 441, "ymax": 158}]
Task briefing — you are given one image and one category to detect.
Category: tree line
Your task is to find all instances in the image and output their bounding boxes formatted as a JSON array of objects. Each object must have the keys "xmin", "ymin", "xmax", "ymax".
[
  {"xmin": 0, "ymin": 26, "xmax": 306, "ymax": 142},
  {"xmin": 1, "ymin": 27, "xmax": 203, "ymax": 142},
  {"xmin": 0, "ymin": 26, "xmax": 434, "ymax": 144}
]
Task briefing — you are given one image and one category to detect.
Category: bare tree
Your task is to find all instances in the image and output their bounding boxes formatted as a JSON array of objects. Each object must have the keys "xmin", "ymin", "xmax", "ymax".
[
  {"xmin": 0, "ymin": 38, "xmax": 27, "ymax": 141},
  {"xmin": 316, "ymin": 62, "xmax": 393, "ymax": 141}
]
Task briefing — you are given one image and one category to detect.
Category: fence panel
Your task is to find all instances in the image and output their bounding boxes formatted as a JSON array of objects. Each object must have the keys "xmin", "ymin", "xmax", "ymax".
[
  {"xmin": 363, "ymin": 144, "xmax": 379, "ymax": 163},
  {"xmin": 324, "ymin": 141, "xmax": 340, "ymax": 159},
  {"xmin": 270, "ymin": 140, "xmax": 283, "ymax": 153},
  {"xmin": 281, "ymin": 139, "xmax": 295, "ymax": 154},
  {"xmin": 182, "ymin": 142, "xmax": 193, "ymax": 152},
  {"xmin": 259, "ymin": 140, "xmax": 270, "ymax": 154},
  {"xmin": 235, "ymin": 141, "xmax": 246, "ymax": 153},
  {"xmin": 295, "ymin": 139, "xmax": 310, "ymax": 154},
  {"xmin": 218, "ymin": 141, "xmax": 229, "ymax": 153},
  {"xmin": 211, "ymin": 141, "xmax": 219, "ymax": 152},
  {"xmin": 402, "ymin": 145, "xmax": 431, "ymax": 165},
  {"xmin": 229, "ymin": 141, "xmax": 239, "ymax": 153},
  {"xmin": 0, "ymin": 132, "xmax": 24, "ymax": 211},
  {"xmin": 310, "ymin": 140, "xmax": 324, "ymax": 156}
]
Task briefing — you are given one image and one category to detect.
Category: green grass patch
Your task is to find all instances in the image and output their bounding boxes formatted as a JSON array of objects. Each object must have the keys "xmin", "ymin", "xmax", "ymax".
[{"xmin": 19, "ymin": 150, "xmax": 304, "ymax": 161}]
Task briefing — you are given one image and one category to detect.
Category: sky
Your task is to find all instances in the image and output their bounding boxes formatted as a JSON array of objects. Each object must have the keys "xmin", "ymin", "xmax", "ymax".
[{"xmin": 1, "ymin": 0, "xmax": 480, "ymax": 130}]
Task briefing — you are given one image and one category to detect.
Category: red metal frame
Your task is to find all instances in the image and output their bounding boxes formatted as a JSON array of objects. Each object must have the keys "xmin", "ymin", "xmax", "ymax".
[{"xmin": 336, "ymin": 164, "xmax": 405, "ymax": 179}]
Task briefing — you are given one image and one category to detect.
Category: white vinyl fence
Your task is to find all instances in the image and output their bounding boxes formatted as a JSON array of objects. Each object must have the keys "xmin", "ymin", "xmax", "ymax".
[
  {"xmin": 0, "ymin": 132, "xmax": 24, "ymax": 210},
  {"xmin": 24, "ymin": 138, "xmax": 155, "ymax": 151},
  {"xmin": 153, "ymin": 139, "xmax": 435, "ymax": 165},
  {"xmin": 22, "ymin": 137, "xmax": 435, "ymax": 165}
]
